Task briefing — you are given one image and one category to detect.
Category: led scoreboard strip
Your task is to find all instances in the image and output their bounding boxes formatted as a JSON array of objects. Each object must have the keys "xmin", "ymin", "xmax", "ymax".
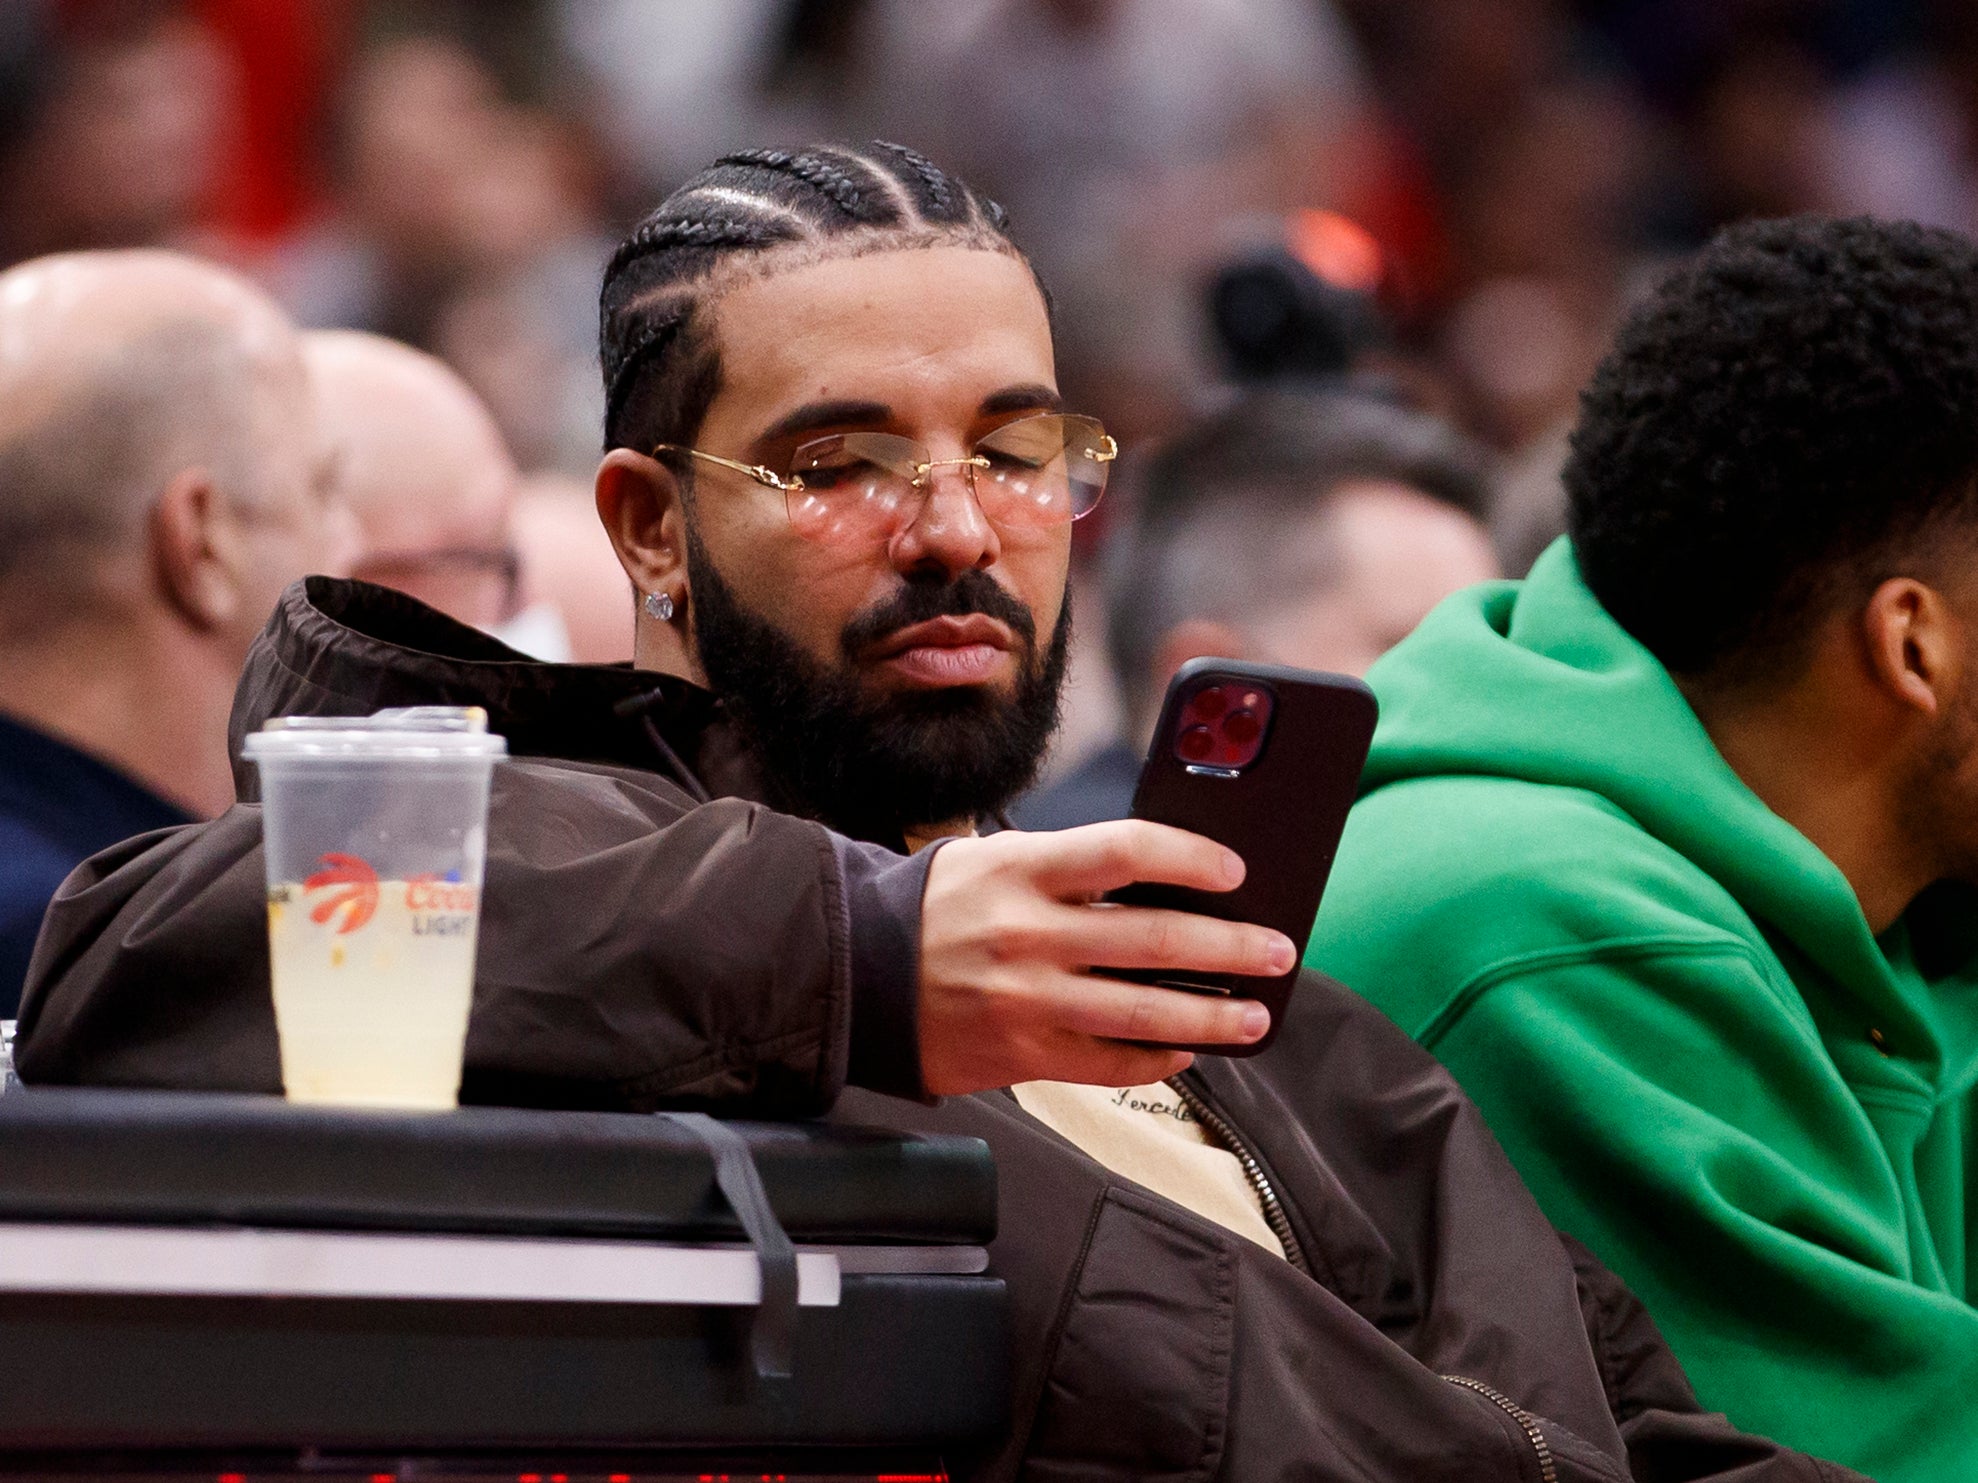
[{"xmin": 0, "ymin": 1458, "xmax": 951, "ymax": 1482}]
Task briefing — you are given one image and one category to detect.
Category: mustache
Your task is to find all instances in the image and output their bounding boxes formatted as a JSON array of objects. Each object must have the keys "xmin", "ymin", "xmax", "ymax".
[{"xmin": 839, "ymin": 570, "xmax": 1038, "ymax": 659}]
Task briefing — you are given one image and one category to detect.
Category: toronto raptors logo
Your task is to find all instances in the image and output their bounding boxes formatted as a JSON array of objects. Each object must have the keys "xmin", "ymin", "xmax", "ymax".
[{"xmin": 303, "ymin": 853, "xmax": 380, "ymax": 934}]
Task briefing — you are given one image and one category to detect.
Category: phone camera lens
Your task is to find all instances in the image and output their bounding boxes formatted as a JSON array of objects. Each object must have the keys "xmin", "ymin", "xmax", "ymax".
[
  {"xmin": 1178, "ymin": 724, "xmax": 1216, "ymax": 761},
  {"xmin": 1191, "ymin": 687, "xmax": 1229, "ymax": 720},
  {"xmin": 1223, "ymin": 708, "xmax": 1261, "ymax": 746}
]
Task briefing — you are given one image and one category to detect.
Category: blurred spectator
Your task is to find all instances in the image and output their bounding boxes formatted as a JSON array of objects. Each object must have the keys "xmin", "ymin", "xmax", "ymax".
[
  {"xmin": 0, "ymin": 250, "xmax": 349, "ymax": 1013},
  {"xmin": 1830, "ymin": 1, "xmax": 1978, "ymax": 235},
  {"xmin": 303, "ymin": 329, "xmax": 535, "ymax": 641},
  {"xmin": 271, "ymin": 28, "xmax": 608, "ymax": 476},
  {"xmin": 510, "ymin": 473, "xmax": 633, "ymax": 666},
  {"xmin": 868, "ymin": 0, "xmax": 1369, "ymax": 439},
  {"xmin": 0, "ymin": 1, "xmax": 235, "ymax": 267},
  {"xmin": 1013, "ymin": 390, "xmax": 1499, "ymax": 830},
  {"xmin": 557, "ymin": 0, "xmax": 808, "ymax": 196},
  {"xmin": 429, "ymin": 267, "xmax": 606, "ymax": 478}
]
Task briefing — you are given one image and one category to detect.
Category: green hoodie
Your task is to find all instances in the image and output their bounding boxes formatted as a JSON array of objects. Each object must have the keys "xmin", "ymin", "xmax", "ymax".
[{"xmin": 1311, "ymin": 540, "xmax": 1978, "ymax": 1483}]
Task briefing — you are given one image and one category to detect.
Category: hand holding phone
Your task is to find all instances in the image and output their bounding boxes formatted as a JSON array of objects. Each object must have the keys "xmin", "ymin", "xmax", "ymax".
[
  {"xmin": 1107, "ymin": 657, "xmax": 1377, "ymax": 1055},
  {"xmin": 916, "ymin": 819, "xmax": 1293, "ymax": 1093}
]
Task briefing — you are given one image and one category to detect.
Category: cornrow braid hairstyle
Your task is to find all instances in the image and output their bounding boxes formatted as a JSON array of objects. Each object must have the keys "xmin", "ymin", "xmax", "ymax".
[{"xmin": 599, "ymin": 140, "xmax": 1033, "ymax": 455}]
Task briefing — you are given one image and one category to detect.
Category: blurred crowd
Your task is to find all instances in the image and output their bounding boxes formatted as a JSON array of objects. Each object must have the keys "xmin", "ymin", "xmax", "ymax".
[{"xmin": 7, "ymin": 0, "xmax": 1978, "ymax": 758}]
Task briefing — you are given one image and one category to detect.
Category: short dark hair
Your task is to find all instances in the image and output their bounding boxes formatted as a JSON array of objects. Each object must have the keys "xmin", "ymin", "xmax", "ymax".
[
  {"xmin": 598, "ymin": 142, "xmax": 1029, "ymax": 455},
  {"xmin": 1565, "ymin": 215, "xmax": 1978, "ymax": 679},
  {"xmin": 1105, "ymin": 389, "xmax": 1492, "ymax": 717}
]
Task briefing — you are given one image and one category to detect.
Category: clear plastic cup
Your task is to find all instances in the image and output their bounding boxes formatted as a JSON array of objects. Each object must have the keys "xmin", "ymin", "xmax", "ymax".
[{"xmin": 243, "ymin": 707, "xmax": 506, "ymax": 1110}]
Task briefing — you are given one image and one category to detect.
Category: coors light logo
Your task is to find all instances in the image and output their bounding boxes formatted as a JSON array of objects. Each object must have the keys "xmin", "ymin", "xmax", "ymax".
[{"xmin": 299, "ymin": 854, "xmax": 477, "ymax": 937}]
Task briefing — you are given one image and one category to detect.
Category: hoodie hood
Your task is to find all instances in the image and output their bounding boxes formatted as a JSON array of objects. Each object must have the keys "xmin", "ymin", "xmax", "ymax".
[
  {"xmin": 1361, "ymin": 539, "xmax": 1978, "ymax": 1066},
  {"xmin": 227, "ymin": 578, "xmax": 767, "ymax": 806}
]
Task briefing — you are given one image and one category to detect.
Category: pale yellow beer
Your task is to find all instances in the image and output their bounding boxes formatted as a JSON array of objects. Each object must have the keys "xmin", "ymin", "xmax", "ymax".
[{"xmin": 266, "ymin": 875, "xmax": 480, "ymax": 1109}]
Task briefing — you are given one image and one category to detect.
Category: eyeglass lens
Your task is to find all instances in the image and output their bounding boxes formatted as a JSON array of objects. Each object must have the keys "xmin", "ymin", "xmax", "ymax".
[{"xmin": 783, "ymin": 412, "xmax": 1110, "ymax": 544}]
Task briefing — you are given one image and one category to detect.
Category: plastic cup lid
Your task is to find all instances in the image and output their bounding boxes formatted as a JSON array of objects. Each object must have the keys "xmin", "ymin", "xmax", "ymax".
[{"xmin": 242, "ymin": 706, "xmax": 508, "ymax": 762}]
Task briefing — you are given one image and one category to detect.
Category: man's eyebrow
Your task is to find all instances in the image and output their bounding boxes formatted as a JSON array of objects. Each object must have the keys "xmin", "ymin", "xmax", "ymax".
[
  {"xmin": 755, "ymin": 399, "xmax": 892, "ymax": 445},
  {"xmin": 980, "ymin": 384, "xmax": 1063, "ymax": 416}
]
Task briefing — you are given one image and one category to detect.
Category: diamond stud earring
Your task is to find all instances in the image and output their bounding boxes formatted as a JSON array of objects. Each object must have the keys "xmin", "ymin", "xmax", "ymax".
[{"xmin": 644, "ymin": 591, "xmax": 675, "ymax": 622}]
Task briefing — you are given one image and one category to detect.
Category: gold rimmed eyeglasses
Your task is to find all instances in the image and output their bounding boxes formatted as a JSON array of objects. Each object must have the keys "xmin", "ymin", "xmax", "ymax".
[{"xmin": 653, "ymin": 411, "xmax": 1118, "ymax": 545}]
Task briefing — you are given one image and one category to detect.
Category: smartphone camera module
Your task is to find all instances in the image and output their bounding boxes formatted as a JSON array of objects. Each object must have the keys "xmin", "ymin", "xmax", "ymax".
[{"xmin": 1171, "ymin": 680, "xmax": 1275, "ymax": 773}]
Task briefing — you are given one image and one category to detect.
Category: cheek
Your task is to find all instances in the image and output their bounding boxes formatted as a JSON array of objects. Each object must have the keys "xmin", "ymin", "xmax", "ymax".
[
  {"xmin": 692, "ymin": 508, "xmax": 883, "ymax": 660},
  {"xmin": 996, "ymin": 531, "xmax": 1072, "ymax": 641}
]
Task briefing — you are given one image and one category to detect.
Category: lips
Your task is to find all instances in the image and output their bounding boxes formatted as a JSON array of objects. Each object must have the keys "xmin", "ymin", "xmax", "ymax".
[{"xmin": 864, "ymin": 614, "xmax": 1018, "ymax": 688}]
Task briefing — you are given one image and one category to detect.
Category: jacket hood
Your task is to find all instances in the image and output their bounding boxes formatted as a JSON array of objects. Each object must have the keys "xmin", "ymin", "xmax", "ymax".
[
  {"xmin": 1362, "ymin": 539, "xmax": 1978, "ymax": 1015},
  {"xmin": 227, "ymin": 578, "xmax": 767, "ymax": 805}
]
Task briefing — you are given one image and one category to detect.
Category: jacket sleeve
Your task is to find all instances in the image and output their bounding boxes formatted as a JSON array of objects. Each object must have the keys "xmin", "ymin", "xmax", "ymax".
[
  {"xmin": 1559, "ymin": 1232, "xmax": 1869, "ymax": 1483},
  {"xmin": 16, "ymin": 758, "xmax": 936, "ymax": 1116},
  {"xmin": 1428, "ymin": 950, "xmax": 1975, "ymax": 1483}
]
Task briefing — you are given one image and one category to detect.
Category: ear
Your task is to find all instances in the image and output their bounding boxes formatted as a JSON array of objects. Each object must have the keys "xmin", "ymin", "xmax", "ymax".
[
  {"xmin": 149, "ymin": 467, "xmax": 238, "ymax": 632},
  {"xmin": 1152, "ymin": 619, "xmax": 1251, "ymax": 695},
  {"xmin": 1862, "ymin": 577, "xmax": 1960, "ymax": 719},
  {"xmin": 595, "ymin": 449, "xmax": 690, "ymax": 614}
]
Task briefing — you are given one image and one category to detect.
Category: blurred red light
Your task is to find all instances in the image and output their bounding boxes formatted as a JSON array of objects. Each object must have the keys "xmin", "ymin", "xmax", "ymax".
[{"xmin": 1285, "ymin": 209, "xmax": 1384, "ymax": 295}]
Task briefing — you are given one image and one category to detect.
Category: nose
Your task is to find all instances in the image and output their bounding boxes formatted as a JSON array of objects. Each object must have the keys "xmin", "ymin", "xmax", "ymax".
[{"xmin": 888, "ymin": 458, "xmax": 1001, "ymax": 577}]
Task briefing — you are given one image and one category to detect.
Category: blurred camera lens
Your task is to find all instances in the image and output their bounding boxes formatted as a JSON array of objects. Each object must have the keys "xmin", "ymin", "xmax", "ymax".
[
  {"xmin": 1191, "ymin": 686, "xmax": 1229, "ymax": 720},
  {"xmin": 1223, "ymin": 709, "xmax": 1261, "ymax": 746},
  {"xmin": 1179, "ymin": 724, "xmax": 1216, "ymax": 761}
]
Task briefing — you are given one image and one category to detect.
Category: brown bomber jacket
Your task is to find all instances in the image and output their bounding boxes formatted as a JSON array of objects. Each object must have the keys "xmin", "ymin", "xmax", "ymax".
[{"xmin": 17, "ymin": 579, "xmax": 1865, "ymax": 1483}]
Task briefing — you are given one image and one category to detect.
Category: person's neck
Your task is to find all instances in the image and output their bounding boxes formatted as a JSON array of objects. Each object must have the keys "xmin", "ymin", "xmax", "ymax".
[
  {"xmin": 0, "ymin": 615, "xmax": 243, "ymax": 819},
  {"xmin": 1680, "ymin": 675, "xmax": 1938, "ymax": 935},
  {"xmin": 903, "ymin": 820, "xmax": 978, "ymax": 854}
]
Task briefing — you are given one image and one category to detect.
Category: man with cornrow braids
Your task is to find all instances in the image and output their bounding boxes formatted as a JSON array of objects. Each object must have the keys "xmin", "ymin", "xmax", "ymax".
[{"xmin": 21, "ymin": 144, "xmax": 1862, "ymax": 1482}]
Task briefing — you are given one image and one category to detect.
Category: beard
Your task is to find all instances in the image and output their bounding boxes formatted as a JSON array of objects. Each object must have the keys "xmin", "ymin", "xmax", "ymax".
[{"xmin": 684, "ymin": 525, "xmax": 1069, "ymax": 845}]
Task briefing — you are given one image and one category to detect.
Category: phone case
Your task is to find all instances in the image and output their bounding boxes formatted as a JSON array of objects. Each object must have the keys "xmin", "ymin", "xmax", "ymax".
[{"xmin": 1107, "ymin": 656, "xmax": 1377, "ymax": 1055}]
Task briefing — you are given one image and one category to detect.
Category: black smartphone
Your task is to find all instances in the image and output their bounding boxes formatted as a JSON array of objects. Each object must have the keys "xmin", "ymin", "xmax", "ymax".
[{"xmin": 1106, "ymin": 656, "xmax": 1377, "ymax": 1055}]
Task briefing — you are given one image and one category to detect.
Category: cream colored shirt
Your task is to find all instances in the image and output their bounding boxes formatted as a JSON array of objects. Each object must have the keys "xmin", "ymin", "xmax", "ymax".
[{"xmin": 1012, "ymin": 1079, "xmax": 1288, "ymax": 1259}]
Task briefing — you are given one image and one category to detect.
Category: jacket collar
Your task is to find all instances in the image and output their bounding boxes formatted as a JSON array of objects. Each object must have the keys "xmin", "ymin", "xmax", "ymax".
[{"xmin": 227, "ymin": 578, "xmax": 771, "ymax": 806}]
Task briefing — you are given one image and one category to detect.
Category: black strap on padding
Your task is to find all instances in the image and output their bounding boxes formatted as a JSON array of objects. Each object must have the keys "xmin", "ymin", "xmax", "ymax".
[{"xmin": 658, "ymin": 1112, "xmax": 798, "ymax": 1380}]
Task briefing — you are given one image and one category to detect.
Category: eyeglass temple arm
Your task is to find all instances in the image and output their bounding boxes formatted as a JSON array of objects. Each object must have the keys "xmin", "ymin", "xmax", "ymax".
[{"xmin": 650, "ymin": 444, "xmax": 805, "ymax": 493}]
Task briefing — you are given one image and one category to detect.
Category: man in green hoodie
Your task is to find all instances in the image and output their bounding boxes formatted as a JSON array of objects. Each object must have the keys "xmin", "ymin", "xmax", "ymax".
[{"xmin": 1312, "ymin": 213, "xmax": 1978, "ymax": 1483}]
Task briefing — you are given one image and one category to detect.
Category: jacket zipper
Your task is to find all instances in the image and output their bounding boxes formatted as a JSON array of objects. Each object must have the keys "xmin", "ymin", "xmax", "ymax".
[
  {"xmin": 1440, "ymin": 1375, "xmax": 1558, "ymax": 1483},
  {"xmin": 1163, "ymin": 1082, "xmax": 1557, "ymax": 1481},
  {"xmin": 1163, "ymin": 1074, "xmax": 1310, "ymax": 1274}
]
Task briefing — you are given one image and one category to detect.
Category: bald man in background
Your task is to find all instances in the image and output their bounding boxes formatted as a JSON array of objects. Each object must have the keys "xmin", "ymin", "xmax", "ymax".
[
  {"xmin": 303, "ymin": 331, "xmax": 539, "ymax": 645},
  {"xmin": 511, "ymin": 472, "xmax": 633, "ymax": 665},
  {"xmin": 0, "ymin": 250, "xmax": 351, "ymax": 1014}
]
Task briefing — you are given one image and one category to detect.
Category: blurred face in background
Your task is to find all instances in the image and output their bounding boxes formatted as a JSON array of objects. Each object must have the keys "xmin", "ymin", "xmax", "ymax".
[
  {"xmin": 1146, "ymin": 477, "xmax": 1500, "ymax": 704},
  {"xmin": 1, "ymin": 14, "xmax": 231, "ymax": 261},
  {"xmin": 306, "ymin": 332, "xmax": 520, "ymax": 631},
  {"xmin": 338, "ymin": 37, "xmax": 589, "ymax": 279},
  {"xmin": 1259, "ymin": 479, "xmax": 1500, "ymax": 677}
]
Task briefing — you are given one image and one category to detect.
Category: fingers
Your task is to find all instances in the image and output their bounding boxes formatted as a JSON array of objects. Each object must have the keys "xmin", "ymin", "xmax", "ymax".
[
  {"xmin": 1020, "ymin": 819, "xmax": 1245, "ymax": 899},
  {"xmin": 1064, "ymin": 903, "xmax": 1294, "ymax": 977},
  {"xmin": 1042, "ymin": 1039, "xmax": 1195, "ymax": 1089},
  {"xmin": 1042, "ymin": 970, "xmax": 1272, "ymax": 1047}
]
